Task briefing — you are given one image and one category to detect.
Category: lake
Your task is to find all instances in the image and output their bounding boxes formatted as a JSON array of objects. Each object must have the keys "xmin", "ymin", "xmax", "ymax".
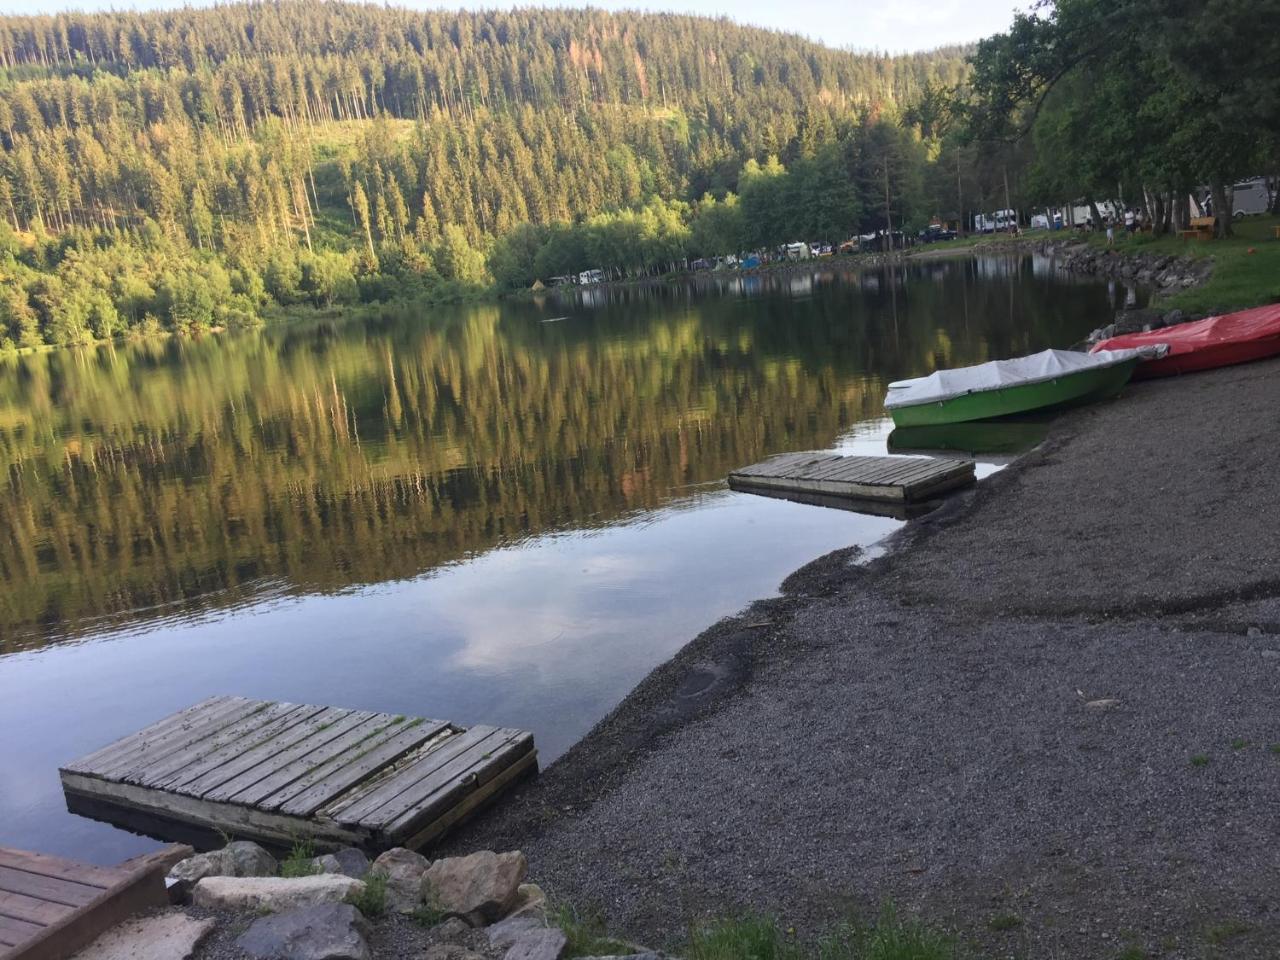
[{"xmin": 0, "ymin": 253, "xmax": 1139, "ymax": 862}]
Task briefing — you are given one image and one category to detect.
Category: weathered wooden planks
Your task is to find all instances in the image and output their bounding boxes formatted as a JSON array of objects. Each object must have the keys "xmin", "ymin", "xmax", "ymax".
[
  {"xmin": 728, "ymin": 451, "xmax": 975, "ymax": 506},
  {"xmin": 60, "ymin": 698, "xmax": 537, "ymax": 852},
  {"xmin": 0, "ymin": 845, "xmax": 186, "ymax": 960}
]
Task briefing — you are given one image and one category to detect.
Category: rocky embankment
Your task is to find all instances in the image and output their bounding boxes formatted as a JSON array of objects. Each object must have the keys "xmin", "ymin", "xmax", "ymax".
[
  {"xmin": 1039, "ymin": 238, "xmax": 1214, "ymax": 292},
  {"xmin": 73, "ymin": 840, "xmax": 665, "ymax": 960}
]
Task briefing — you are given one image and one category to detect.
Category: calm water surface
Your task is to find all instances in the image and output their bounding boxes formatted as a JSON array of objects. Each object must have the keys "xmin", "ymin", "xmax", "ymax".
[{"xmin": 0, "ymin": 255, "xmax": 1138, "ymax": 861}]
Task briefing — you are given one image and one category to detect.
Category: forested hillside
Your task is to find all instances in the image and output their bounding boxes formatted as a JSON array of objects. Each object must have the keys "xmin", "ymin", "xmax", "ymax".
[{"xmin": 0, "ymin": 2, "xmax": 978, "ymax": 348}]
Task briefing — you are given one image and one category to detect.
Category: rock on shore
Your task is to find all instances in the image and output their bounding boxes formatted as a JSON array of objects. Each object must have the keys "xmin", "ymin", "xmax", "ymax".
[{"xmin": 1040, "ymin": 239, "xmax": 1213, "ymax": 290}]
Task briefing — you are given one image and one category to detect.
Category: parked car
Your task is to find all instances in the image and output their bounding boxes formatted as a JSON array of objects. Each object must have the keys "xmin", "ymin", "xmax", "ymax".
[{"xmin": 918, "ymin": 225, "xmax": 957, "ymax": 243}]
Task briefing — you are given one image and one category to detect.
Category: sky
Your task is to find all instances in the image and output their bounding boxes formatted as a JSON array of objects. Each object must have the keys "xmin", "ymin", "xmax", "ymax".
[{"xmin": 0, "ymin": 0, "xmax": 1025, "ymax": 52}]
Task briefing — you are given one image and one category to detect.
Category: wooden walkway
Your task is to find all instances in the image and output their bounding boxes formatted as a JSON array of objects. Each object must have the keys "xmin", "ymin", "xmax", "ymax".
[
  {"xmin": 60, "ymin": 697, "xmax": 537, "ymax": 853},
  {"xmin": 0, "ymin": 845, "xmax": 184, "ymax": 960},
  {"xmin": 728, "ymin": 452, "xmax": 975, "ymax": 505}
]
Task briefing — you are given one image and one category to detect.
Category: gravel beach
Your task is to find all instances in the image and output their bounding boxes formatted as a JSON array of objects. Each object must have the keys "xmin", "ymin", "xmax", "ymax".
[{"xmin": 448, "ymin": 354, "xmax": 1280, "ymax": 958}]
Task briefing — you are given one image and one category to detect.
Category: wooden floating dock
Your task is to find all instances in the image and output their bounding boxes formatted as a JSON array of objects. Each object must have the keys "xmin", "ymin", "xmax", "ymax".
[
  {"xmin": 728, "ymin": 451, "xmax": 975, "ymax": 505},
  {"xmin": 60, "ymin": 696, "xmax": 537, "ymax": 853},
  {"xmin": 0, "ymin": 844, "xmax": 186, "ymax": 960}
]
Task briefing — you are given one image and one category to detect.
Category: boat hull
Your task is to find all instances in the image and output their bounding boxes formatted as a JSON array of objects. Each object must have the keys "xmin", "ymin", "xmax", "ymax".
[
  {"xmin": 887, "ymin": 358, "xmax": 1139, "ymax": 427},
  {"xmin": 1093, "ymin": 303, "xmax": 1280, "ymax": 379},
  {"xmin": 1130, "ymin": 335, "xmax": 1280, "ymax": 379}
]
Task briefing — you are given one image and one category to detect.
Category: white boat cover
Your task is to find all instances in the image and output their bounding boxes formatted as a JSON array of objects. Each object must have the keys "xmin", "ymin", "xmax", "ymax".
[{"xmin": 884, "ymin": 346, "xmax": 1166, "ymax": 410}]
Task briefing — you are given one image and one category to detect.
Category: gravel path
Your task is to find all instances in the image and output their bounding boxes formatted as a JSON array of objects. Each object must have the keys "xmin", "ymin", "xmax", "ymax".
[{"xmin": 449, "ymin": 356, "xmax": 1280, "ymax": 958}]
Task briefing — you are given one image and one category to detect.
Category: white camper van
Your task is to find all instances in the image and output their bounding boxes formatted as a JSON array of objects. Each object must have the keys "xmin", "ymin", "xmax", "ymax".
[{"xmin": 1231, "ymin": 178, "xmax": 1273, "ymax": 218}]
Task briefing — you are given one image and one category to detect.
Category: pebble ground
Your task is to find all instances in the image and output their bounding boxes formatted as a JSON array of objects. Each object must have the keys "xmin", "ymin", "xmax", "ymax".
[{"xmin": 451, "ymin": 355, "xmax": 1280, "ymax": 959}]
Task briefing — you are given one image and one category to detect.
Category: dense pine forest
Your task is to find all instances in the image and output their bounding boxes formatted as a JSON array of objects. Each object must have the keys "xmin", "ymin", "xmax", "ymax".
[
  {"xmin": 3, "ymin": 1, "xmax": 1273, "ymax": 350},
  {"xmin": 0, "ymin": 2, "xmax": 986, "ymax": 348}
]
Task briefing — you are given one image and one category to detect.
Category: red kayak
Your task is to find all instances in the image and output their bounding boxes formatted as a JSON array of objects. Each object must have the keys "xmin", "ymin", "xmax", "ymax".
[{"xmin": 1091, "ymin": 303, "xmax": 1280, "ymax": 378}]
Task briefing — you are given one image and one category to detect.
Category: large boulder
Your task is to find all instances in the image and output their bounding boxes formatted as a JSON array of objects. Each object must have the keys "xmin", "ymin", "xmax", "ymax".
[
  {"xmin": 506, "ymin": 884, "xmax": 546, "ymax": 921},
  {"xmin": 192, "ymin": 875, "xmax": 364, "ymax": 913},
  {"xmin": 422, "ymin": 851, "xmax": 527, "ymax": 927},
  {"xmin": 486, "ymin": 914, "xmax": 544, "ymax": 952},
  {"xmin": 167, "ymin": 841, "xmax": 278, "ymax": 899},
  {"xmin": 503, "ymin": 928, "xmax": 567, "ymax": 960},
  {"xmin": 308, "ymin": 847, "xmax": 370, "ymax": 879},
  {"xmin": 369, "ymin": 847, "xmax": 430, "ymax": 913},
  {"xmin": 235, "ymin": 903, "xmax": 370, "ymax": 960}
]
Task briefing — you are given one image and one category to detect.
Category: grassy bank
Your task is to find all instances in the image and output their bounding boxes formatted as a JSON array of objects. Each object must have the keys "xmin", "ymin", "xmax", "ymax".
[
  {"xmin": 905, "ymin": 216, "xmax": 1280, "ymax": 314},
  {"xmin": 1083, "ymin": 214, "xmax": 1280, "ymax": 313}
]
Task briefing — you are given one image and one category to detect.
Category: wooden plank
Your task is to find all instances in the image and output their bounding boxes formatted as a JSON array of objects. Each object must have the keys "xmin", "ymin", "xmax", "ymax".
[
  {"xmin": 149, "ymin": 703, "xmax": 327, "ymax": 791},
  {"xmin": 378, "ymin": 731, "xmax": 534, "ymax": 833},
  {"xmin": 62, "ymin": 696, "xmax": 232, "ymax": 774},
  {"xmin": 6, "ymin": 848, "xmax": 173, "ymax": 960},
  {"xmin": 0, "ymin": 914, "xmax": 44, "ymax": 948},
  {"xmin": 0, "ymin": 851, "xmax": 121, "ymax": 889},
  {"xmin": 133, "ymin": 702, "xmax": 313, "ymax": 788},
  {"xmin": 61, "ymin": 770, "xmax": 366, "ymax": 848},
  {"xmin": 0, "ymin": 869, "xmax": 100, "ymax": 909},
  {"xmin": 731, "ymin": 472, "xmax": 909, "ymax": 503},
  {"xmin": 849, "ymin": 459, "xmax": 939, "ymax": 483},
  {"xmin": 898, "ymin": 463, "xmax": 971, "ymax": 489},
  {"xmin": 59, "ymin": 696, "xmax": 537, "ymax": 857},
  {"xmin": 84, "ymin": 698, "xmax": 264, "ymax": 779},
  {"xmin": 797, "ymin": 457, "xmax": 866, "ymax": 481},
  {"xmin": 105, "ymin": 699, "xmax": 272, "ymax": 782},
  {"xmin": 853, "ymin": 460, "xmax": 946, "ymax": 486},
  {"xmin": 731, "ymin": 453, "xmax": 975, "ymax": 504},
  {"xmin": 737, "ymin": 452, "xmax": 831, "ymax": 478},
  {"xmin": 274, "ymin": 719, "xmax": 453, "ymax": 817},
  {"xmin": 832, "ymin": 458, "xmax": 938, "ymax": 484},
  {"xmin": 328, "ymin": 726, "xmax": 506, "ymax": 826},
  {"xmin": 395, "ymin": 747, "xmax": 539, "ymax": 849},
  {"xmin": 822, "ymin": 459, "xmax": 913, "ymax": 483},
  {"xmin": 0, "ymin": 889, "xmax": 71, "ymax": 927},
  {"xmin": 216, "ymin": 711, "xmax": 385, "ymax": 806},
  {"xmin": 238, "ymin": 716, "xmax": 417, "ymax": 814},
  {"xmin": 903, "ymin": 469, "xmax": 976, "ymax": 501},
  {"xmin": 192, "ymin": 706, "xmax": 368, "ymax": 803}
]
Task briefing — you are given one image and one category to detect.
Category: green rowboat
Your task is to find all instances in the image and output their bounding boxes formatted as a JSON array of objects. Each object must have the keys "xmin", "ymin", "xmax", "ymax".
[{"xmin": 883, "ymin": 348, "xmax": 1154, "ymax": 428}]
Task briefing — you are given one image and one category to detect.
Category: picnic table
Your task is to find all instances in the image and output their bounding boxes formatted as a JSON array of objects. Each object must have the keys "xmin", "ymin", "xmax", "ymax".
[{"xmin": 1180, "ymin": 216, "xmax": 1215, "ymax": 241}]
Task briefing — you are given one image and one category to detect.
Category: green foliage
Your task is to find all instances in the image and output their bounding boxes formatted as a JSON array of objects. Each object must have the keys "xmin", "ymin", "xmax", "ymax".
[
  {"xmin": 434, "ymin": 225, "xmax": 490, "ymax": 286},
  {"xmin": 346, "ymin": 870, "xmax": 388, "ymax": 919},
  {"xmin": 279, "ymin": 839, "xmax": 320, "ymax": 879},
  {"xmin": 412, "ymin": 901, "xmax": 448, "ymax": 928},
  {"xmin": 685, "ymin": 906, "xmax": 954, "ymax": 960},
  {"xmin": 0, "ymin": 2, "xmax": 971, "ymax": 346},
  {"xmin": 962, "ymin": 0, "xmax": 1280, "ymax": 237},
  {"xmin": 551, "ymin": 903, "xmax": 635, "ymax": 959}
]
